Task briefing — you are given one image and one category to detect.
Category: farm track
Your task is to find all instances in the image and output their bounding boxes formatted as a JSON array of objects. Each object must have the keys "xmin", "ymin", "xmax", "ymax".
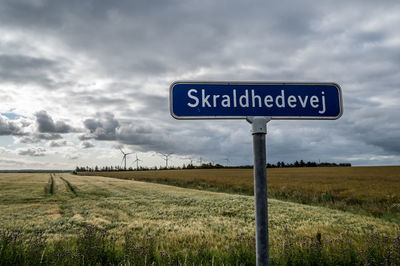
[
  {"xmin": 59, "ymin": 175, "xmax": 77, "ymax": 196},
  {"xmin": 47, "ymin": 174, "xmax": 56, "ymax": 195}
]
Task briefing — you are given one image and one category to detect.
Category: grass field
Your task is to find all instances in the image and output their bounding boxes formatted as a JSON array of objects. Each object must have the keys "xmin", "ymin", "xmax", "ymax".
[
  {"xmin": 83, "ymin": 166, "xmax": 400, "ymax": 222},
  {"xmin": 1, "ymin": 172, "xmax": 400, "ymax": 264}
]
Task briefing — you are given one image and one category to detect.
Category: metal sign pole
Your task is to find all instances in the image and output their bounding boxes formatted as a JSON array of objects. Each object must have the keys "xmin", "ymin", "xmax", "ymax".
[{"xmin": 247, "ymin": 116, "xmax": 271, "ymax": 266}]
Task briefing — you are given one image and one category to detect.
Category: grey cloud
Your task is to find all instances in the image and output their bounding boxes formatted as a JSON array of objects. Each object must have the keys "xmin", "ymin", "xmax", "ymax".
[
  {"xmin": 78, "ymin": 134, "xmax": 93, "ymax": 141},
  {"xmin": 18, "ymin": 133, "xmax": 62, "ymax": 144},
  {"xmin": 17, "ymin": 136, "xmax": 40, "ymax": 144},
  {"xmin": 115, "ymin": 120, "xmax": 237, "ymax": 159},
  {"xmin": 0, "ymin": 115, "xmax": 27, "ymax": 136},
  {"xmin": 35, "ymin": 111, "xmax": 73, "ymax": 133},
  {"xmin": 18, "ymin": 148, "xmax": 46, "ymax": 157},
  {"xmin": 117, "ymin": 124, "xmax": 166, "ymax": 150},
  {"xmin": 49, "ymin": 140, "xmax": 68, "ymax": 147},
  {"xmin": 0, "ymin": 54, "xmax": 69, "ymax": 89},
  {"xmin": 1, "ymin": 0, "xmax": 399, "ymax": 84},
  {"xmin": 341, "ymin": 105, "xmax": 400, "ymax": 155},
  {"xmin": 67, "ymin": 91, "xmax": 128, "ymax": 108},
  {"xmin": 82, "ymin": 112, "xmax": 120, "ymax": 140},
  {"xmin": 81, "ymin": 141, "xmax": 95, "ymax": 149},
  {"xmin": 66, "ymin": 154, "xmax": 79, "ymax": 160},
  {"xmin": 0, "ymin": 54, "xmax": 57, "ymax": 71},
  {"xmin": 0, "ymin": 0, "xmax": 316, "ymax": 79},
  {"xmin": 36, "ymin": 133, "xmax": 63, "ymax": 140},
  {"xmin": 126, "ymin": 93, "xmax": 167, "ymax": 114}
]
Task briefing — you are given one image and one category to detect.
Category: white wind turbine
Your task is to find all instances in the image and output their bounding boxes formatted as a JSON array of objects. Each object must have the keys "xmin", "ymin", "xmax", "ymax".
[
  {"xmin": 133, "ymin": 154, "xmax": 142, "ymax": 170},
  {"xmin": 120, "ymin": 148, "xmax": 133, "ymax": 170},
  {"xmin": 160, "ymin": 153, "xmax": 172, "ymax": 168}
]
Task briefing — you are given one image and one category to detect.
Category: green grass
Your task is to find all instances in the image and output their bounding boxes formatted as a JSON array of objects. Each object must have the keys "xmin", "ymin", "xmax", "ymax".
[
  {"xmin": 83, "ymin": 166, "xmax": 400, "ymax": 222},
  {"xmin": 1, "ymin": 172, "xmax": 400, "ymax": 265}
]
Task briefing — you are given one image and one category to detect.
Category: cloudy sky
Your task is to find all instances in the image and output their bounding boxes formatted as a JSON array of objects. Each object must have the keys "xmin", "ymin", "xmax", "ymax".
[{"xmin": 0, "ymin": 0, "xmax": 399, "ymax": 170}]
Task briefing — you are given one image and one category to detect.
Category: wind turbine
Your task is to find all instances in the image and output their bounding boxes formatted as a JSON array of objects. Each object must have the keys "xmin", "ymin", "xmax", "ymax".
[
  {"xmin": 224, "ymin": 158, "xmax": 230, "ymax": 166},
  {"xmin": 133, "ymin": 154, "xmax": 142, "ymax": 170},
  {"xmin": 120, "ymin": 148, "xmax": 132, "ymax": 170},
  {"xmin": 159, "ymin": 153, "xmax": 172, "ymax": 168},
  {"xmin": 182, "ymin": 155, "xmax": 193, "ymax": 166}
]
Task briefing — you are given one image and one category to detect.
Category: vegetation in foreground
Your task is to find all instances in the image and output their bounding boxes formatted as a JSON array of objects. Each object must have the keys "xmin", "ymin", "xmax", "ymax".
[
  {"xmin": 83, "ymin": 166, "xmax": 400, "ymax": 222},
  {"xmin": 1, "ymin": 225, "xmax": 400, "ymax": 265},
  {"xmin": 1, "ymin": 172, "xmax": 400, "ymax": 265}
]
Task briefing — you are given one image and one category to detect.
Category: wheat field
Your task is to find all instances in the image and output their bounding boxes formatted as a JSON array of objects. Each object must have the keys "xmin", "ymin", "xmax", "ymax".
[
  {"xmin": 1, "ymin": 172, "xmax": 399, "ymax": 263},
  {"xmin": 83, "ymin": 166, "xmax": 400, "ymax": 221}
]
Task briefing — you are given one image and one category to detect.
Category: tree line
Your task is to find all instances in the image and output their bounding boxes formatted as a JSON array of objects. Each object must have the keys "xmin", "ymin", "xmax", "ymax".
[
  {"xmin": 268, "ymin": 160, "xmax": 351, "ymax": 168},
  {"xmin": 75, "ymin": 160, "xmax": 351, "ymax": 173}
]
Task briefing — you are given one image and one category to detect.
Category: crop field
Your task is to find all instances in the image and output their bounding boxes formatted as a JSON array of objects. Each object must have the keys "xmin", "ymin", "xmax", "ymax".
[
  {"xmin": 1, "ymin": 172, "xmax": 400, "ymax": 265},
  {"xmin": 84, "ymin": 166, "xmax": 400, "ymax": 222}
]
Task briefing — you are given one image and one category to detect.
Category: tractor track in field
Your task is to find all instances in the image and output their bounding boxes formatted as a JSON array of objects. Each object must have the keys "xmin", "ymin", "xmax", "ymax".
[
  {"xmin": 45, "ymin": 173, "xmax": 56, "ymax": 196},
  {"xmin": 59, "ymin": 176, "xmax": 78, "ymax": 197}
]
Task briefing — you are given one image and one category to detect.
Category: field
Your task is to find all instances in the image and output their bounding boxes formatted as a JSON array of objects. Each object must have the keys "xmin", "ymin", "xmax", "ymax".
[
  {"xmin": 83, "ymin": 166, "xmax": 400, "ymax": 222},
  {"xmin": 1, "ymin": 171, "xmax": 400, "ymax": 265}
]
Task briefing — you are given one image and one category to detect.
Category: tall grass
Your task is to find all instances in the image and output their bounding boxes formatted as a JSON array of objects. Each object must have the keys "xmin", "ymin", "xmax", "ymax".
[
  {"xmin": 1, "ymin": 226, "xmax": 400, "ymax": 265},
  {"xmin": 272, "ymin": 226, "xmax": 400, "ymax": 265}
]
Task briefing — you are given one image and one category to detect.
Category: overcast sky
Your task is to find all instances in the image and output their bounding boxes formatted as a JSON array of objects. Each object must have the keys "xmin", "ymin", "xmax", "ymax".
[{"xmin": 0, "ymin": 0, "xmax": 399, "ymax": 169}]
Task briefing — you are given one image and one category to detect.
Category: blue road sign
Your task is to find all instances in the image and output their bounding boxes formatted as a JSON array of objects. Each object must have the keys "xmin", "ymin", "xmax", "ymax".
[{"xmin": 170, "ymin": 82, "xmax": 343, "ymax": 120}]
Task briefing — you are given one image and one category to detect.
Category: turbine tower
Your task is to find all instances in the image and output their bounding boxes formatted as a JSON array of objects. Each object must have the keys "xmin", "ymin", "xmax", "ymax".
[
  {"xmin": 160, "ymin": 153, "xmax": 172, "ymax": 168},
  {"xmin": 120, "ymin": 148, "xmax": 132, "ymax": 170},
  {"xmin": 133, "ymin": 154, "xmax": 142, "ymax": 170}
]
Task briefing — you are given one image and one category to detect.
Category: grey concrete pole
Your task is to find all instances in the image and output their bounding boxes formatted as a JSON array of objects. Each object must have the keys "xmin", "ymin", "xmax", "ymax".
[{"xmin": 247, "ymin": 116, "xmax": 270, "ymax": 266}]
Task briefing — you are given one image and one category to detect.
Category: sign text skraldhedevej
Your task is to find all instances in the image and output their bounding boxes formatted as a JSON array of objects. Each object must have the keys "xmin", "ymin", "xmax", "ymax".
[{"xmin": 170, "ymin": 82, "xmax": 342, "ymax": 119}]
